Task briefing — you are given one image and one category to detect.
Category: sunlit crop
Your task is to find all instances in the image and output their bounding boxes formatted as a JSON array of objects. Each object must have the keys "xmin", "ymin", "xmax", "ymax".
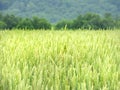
[{"xmin": 0, "ymin": 29, "xmax": 120, "ymax": 90}]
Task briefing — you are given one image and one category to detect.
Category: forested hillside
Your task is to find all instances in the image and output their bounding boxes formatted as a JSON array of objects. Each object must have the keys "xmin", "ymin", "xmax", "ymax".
[{"xmin": 0, "ymin": 0, "xmax": 120, "ymax": 22}]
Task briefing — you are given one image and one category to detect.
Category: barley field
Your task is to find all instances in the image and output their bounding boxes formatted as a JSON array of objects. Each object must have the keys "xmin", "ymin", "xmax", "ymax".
[{"xmin": 0, "ymin": 30, "xmax": 120, "ymax": 90}]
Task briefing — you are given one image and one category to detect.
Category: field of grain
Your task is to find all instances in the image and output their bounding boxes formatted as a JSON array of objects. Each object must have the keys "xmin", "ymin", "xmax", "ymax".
[{"xmin": 0, "ymin": 30, "xmax": 120, "ymax": 90}]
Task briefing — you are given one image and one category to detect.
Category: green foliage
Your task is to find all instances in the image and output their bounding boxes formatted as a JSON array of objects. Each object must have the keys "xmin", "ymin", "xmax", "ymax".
[
  {"xmin": 88, "ymin": 15, "xmax": 102, "ymax": 29},
  {"xmin": 72, "ymin": 15, "xmax": 84, "ymax": 29},
  {"xmin": 32, "ymin": 17, "xmax": 51, "ymax": 30},
  {"xmin": 0, "ymin": 13, "xmax": 3, "ymax": 21},
  {"xmin": 0, "ymin": 21, "xmax": 7, "ymax": 29},
  {"xmin": 82, "ymin": 13, "xmax": 101, "ymax": 29},
  {"xmin": 55, "ymin": 20, "xmax": 72, "ymax": 30},
  {"xmin": 0, "ymin": 0, "xmax": 120, "ymax": 23},
  {"xmin": 115, "ymin": 18, "xmax": 120, "ymax": 29},
  {"xmin": 101, "ymin": 13, "xmax": 115, "ymax": 29},
  {"xmin": 16, "ymin": 17, "xmax": 51, "ymax": 30},
  {"xmin": 56, "ymin": 13, "xmax": 119, "ymax": 30},
  {"xmin": 17, "ymin": 18, "xmax": 33, "ymax": 29},
  {"xmin": 32, "ymin": 17, "xmax": 42, "ymax": 29},
  {"xmin": 0, "ymin": 13, "xmax": 120, "ymax": 30},
  {"xmin": 0, "ymin": 30, "xmax": 119, "ymax": 89},
  {"xmin": 2, "ymin": 14, "xmax": 19, "ymax": 29}
]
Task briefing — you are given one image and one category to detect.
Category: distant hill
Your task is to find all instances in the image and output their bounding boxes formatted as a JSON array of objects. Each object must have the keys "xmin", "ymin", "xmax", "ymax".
[{"xmin": 0, "ymin": 0, "xmax": 120, "ymax": 23}]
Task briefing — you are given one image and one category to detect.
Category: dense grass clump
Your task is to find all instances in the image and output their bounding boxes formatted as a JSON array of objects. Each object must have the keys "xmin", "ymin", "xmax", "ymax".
[{"xmin": 0, "ymin": 30, "xmax": 120, "ymax": 90}]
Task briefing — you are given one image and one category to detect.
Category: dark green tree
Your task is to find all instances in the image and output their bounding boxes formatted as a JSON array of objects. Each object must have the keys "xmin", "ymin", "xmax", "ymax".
[
  {"xmin": 0, "ymin": 21, "xmax": 7, "ymax": 29},
  {"xmin": 55, "ymin": 20, "xmax": 72, "ymax": 30},
  {"xmin": 82, "ymin": 13, "xmax": 98, "ymax": 29},
  {"xmin": 32, "ymin": 17, "xmax": 51, "ymax": 30},
  {"xmin": 0, "ymin": 13, "xmax": 3, "ymax": 21},
  {"xmin": 72, "ymin": 15, "xmax": 84, "ymax": 29},
  {"xmin": 17, "ymin": 18, "xmax": 33, "ymax": 29},
  {"xmin": 87, "ymin": 14, "xmax": 102, "ymax": 29},
  {"xmin": 3, "ymin": 14, "xmax": 19, "ymax": 29},
  {"xmin": 101, "ymin": 13, "xmax": 115, "ymax": 29},
  {"xmin": 115, "ymin": 17, "xmax": 120, "ymax": 29}
]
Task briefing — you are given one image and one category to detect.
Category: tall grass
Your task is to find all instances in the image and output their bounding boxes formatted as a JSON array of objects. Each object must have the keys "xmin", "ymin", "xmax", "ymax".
[{"xmin": 0, "ymin": 30, "xmax": 120, "ymax": 90}]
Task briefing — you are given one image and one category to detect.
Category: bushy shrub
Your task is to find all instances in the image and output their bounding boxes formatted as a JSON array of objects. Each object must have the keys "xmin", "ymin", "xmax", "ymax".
[
  {"xmin": 55, "ymin": 20, "xmax": 72, "ymax": 30},
  {"xmin": 17, "ymin": 18, "xmax": 34, "ymax": 29},
  {"xmin": 3, "ymin": 14, "xmax": 19, "ymax": 29},
  {"xmin": 32, "ymin": 17, "xmax": 51, "ymax": 30},
  {"xmin": 0, "ymin": 21, "xmax": 7, "ymax": 29}
]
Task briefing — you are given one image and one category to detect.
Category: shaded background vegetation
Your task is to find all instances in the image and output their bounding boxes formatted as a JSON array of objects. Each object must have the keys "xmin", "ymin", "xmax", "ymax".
[
  {"xmin": 0, "ymin": 13, "xmax": 120, "ymax": 30},
  {"xmin": 0, "ymin": 0, "xmax": 120, "ymax": 23},
  {"xmin": 0, "ymin": 0, "xmax": 120, "ymax": 30}
]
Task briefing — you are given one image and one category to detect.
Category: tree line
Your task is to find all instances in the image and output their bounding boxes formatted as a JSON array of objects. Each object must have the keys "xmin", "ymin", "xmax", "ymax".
[
  {"xmin": 0, "ymin": 13, "xmax": 51, "ymax": 30},
  {"xmin": 0, "ymin": 13, "xmax": 120, "ymax": 30},
  {"xmin": 55, "ymin": 13, "xmax": 120, "ymax": 30},
  {"xmin": 1, "ymin": 0, "xmax": 120, "ymax": 23}
]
